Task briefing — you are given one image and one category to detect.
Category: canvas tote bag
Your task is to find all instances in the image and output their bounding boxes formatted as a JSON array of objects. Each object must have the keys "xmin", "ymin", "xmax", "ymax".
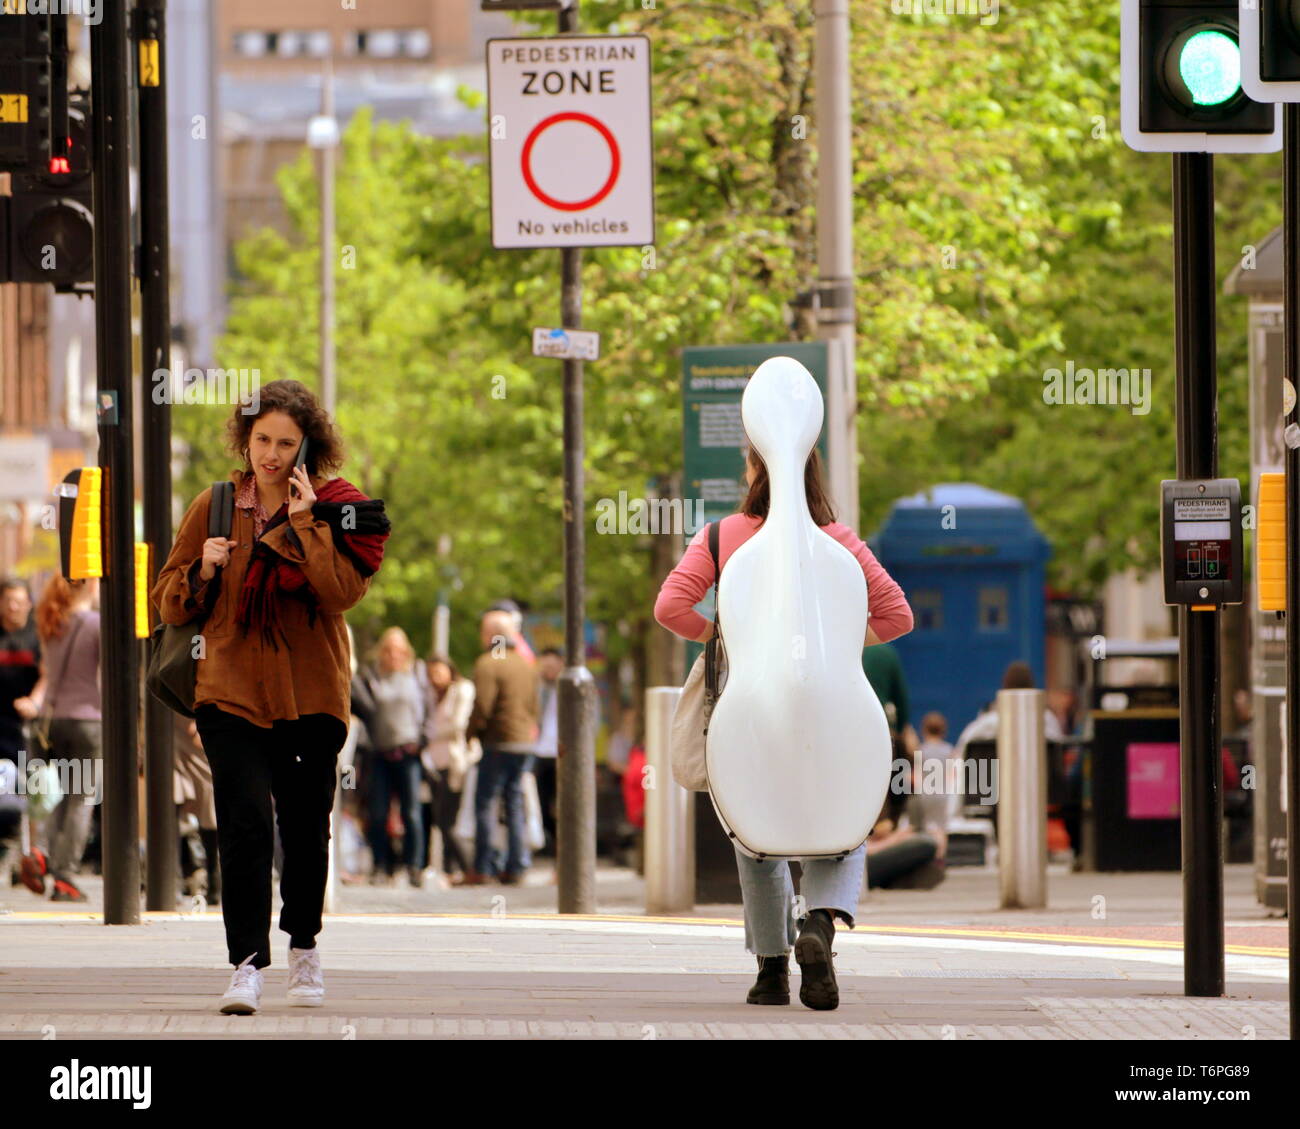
[{"xmin": 669, "ymin": 520, "xmax": 727, "ymax": 791}]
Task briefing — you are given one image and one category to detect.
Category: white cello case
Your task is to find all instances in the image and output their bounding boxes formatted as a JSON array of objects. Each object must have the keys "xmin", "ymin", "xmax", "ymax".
[{"xmin": 706, "ymin": 356, "xmax": 893, "ymax": 858}]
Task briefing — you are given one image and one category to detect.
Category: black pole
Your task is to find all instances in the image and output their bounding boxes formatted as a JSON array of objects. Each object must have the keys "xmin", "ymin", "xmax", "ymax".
[
  {"xmin": 136, "ymin": 0, "xmax": 175, "ymax": 912},
  {"xmin": 555, "ymin": 0, "xmax": 597, "ymax": 914},
  {"xmin": 1282, "ymin": 103, "xmax": 1300, "ymax": 1037},
  {"xmin": 1171, "ymin": 152, "xmax": 1224, "ymax": 997},
  {"xmin": 90, "ymin": 0, "xmax": 140, "ymax": 925}
]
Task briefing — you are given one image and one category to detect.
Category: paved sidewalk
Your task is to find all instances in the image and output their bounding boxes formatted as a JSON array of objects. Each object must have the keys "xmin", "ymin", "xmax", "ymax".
[
  {"xmin": 0, "ymin": 910, "xmax": 1287, "ymax": 1040},
  {"xmin": 10, "ymin": 858, "xmax": 1277, "ymax": 931}
]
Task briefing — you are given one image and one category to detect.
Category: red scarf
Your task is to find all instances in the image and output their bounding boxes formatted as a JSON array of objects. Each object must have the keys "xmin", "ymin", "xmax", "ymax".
[{"xmin": 235, "ymin": 477, "xmax": 389, "ymax": 647}]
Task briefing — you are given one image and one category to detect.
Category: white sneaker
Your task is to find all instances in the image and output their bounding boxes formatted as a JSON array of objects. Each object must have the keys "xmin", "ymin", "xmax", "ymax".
[
  {"xmin": 220, "ymin": 955, "xmax": 263, "ymax": 1015},
  {"xmin": 287, "ymin": 945, "xmax": 325, "ymax": 1007}
]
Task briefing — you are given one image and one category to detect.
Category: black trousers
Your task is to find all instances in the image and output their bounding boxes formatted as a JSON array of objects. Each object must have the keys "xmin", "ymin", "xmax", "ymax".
[
  {"xmin": 431, "ymin": 777, "xmax": 469, "ymax": 875},
  {"xmin": 532, "ymin": 757, "xmax": 557, "ymax": 851},
  {"xmin": 196, "ymin": 706, "xmax": 345, "ymax": 969}
]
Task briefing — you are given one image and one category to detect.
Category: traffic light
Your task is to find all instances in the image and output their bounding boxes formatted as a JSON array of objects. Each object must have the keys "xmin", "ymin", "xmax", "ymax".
[
  {"xmin": 0, "ymin": 7, "xmax": 56, "ymax": 174},
  {"xmin": 1240, "ymin": 1, "xmax": 1300, "ymax": 100},
  {"xmin": 1121, "ymin": 0, "xmax": 1281, "ymax": 152},
  {"xmin": 0, "ymin": 88, "xmax": 93, "ymax": 290}
]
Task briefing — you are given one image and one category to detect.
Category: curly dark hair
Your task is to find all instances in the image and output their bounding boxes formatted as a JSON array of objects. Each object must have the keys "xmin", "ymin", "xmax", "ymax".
[{"xmin": 226, "ymin": 379, "xmax": 344, "ymax": 477}]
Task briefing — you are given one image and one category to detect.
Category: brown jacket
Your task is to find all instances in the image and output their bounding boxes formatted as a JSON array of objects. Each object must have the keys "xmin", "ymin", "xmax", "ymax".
[
  {"xmin": 151, "ymin": 470, "xmax": 369, "ymax": 729},
  {"xmin": 467, "ymin": 645, "xmax": 539, "ymax": 751}
]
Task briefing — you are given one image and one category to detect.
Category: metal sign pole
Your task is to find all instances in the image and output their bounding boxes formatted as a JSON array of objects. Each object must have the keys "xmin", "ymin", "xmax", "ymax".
[
  {"xmin": 554, "ymin": 0, "xmax": 597, "ymax": 915},
  {"xmin": 1282, "ymin": 101, "xmax": 1300, "ymax": 1037},
  {"xmin": 136, "ymin": 0, "xmax": 177, "ymax": 913},
  {"xmin": 1171, "ymin": 150, "xmax": 1224, "ymax": 997},
  {"xmin": 90, "ymin": 1, "xmax": 141, "ymax": 926}
]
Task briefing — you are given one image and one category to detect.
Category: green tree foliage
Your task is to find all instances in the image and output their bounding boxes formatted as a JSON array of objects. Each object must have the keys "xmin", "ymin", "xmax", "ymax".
[{"xmin": 185, "ymin": 0, "xmax": 1271, "ymax": 671}]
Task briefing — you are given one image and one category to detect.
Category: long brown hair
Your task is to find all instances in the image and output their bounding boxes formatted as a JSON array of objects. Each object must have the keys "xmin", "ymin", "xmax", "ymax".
[
  {"xmin": 739, "ymin": 447, "xmax": 837, "ymax": 526},
  {"xmin": 35, "ymin": 575, "xmax": 80, "ymax": 641}
]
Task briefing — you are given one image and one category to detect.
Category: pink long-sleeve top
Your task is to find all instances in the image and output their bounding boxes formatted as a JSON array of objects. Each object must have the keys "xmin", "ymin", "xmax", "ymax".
[{"xmin": 654, "ymin": 512, "xmax": 914, "ymax": 644}]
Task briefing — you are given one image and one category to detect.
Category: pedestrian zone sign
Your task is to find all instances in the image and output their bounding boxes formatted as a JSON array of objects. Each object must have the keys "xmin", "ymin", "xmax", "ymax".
[{"xmin": 487, "ymin": 35, "xmax": 654, "ymax": 250}]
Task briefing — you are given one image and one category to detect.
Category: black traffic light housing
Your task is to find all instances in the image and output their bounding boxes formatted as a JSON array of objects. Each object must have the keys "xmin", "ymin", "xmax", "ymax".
[
  {"xmin": 0, "ymin": 7, "xmax": 58, "ymax": 175},
  {"xmin": 1258, "ymin": 0, "xmax": 1300, "ymax": 81},
  {"xmin": 1122, "ymin": 0, "xmax": 1281, "ymax": 152},
  {"xmin": 1241, "ymin": 1, "xmax": 1300, "ymax": 100},
  {"xmin": 1, "ymin": 89, "xmax": 93, "ymax": 291}
]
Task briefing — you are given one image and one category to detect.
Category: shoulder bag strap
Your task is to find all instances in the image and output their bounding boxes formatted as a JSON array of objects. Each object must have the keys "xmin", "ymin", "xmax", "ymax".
[
  {"xmin": 704, "ymin": 520, "xmax": 723, "ymax": 699},
  {"xmin": 38, "ymin": 612, "xmax": 85, "ymax": 728}
]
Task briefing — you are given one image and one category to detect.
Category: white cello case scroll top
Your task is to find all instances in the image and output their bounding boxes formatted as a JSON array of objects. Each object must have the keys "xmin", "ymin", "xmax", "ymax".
[{"xmin": 705, "ymin": 357, "xmax": 893, "ymax": 858}]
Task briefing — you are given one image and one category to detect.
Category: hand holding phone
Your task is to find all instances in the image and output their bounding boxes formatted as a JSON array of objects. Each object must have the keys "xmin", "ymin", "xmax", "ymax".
[
  {"xmin": 289, "ymin": 437, "xmax": 309, "ymax": 497},
  {"xmin": 288, "ymin": 438, "xmax": 315, "ymax": 514}
]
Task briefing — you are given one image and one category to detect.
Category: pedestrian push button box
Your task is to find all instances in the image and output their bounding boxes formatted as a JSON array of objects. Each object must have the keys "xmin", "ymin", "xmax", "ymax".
[{"xmin": 1160, "ymin": 478, "xmax": 1242, "ymax": 608}]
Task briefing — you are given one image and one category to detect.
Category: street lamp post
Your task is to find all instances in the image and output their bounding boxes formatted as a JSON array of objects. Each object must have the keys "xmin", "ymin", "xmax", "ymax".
[{"xmin": 308, "ymin": 59, "xmax": 339, "ymax": 414}]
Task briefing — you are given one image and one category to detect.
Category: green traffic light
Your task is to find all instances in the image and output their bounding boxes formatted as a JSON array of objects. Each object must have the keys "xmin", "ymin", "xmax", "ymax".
[{"xmin": 1177, "ymin": 29, "xmax": 1240, "ymax": 108}]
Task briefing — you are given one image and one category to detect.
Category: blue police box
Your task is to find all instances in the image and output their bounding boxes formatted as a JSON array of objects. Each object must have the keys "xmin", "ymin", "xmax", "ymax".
[{"xmin": 871, "ymin": 483, "xmax": 1051, "ymax": 741}]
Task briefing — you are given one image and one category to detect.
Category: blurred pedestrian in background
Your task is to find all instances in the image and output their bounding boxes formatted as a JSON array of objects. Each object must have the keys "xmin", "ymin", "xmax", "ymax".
[
  {"xmin": 0, "ymin": 578, "xmax": 39, "ymax": 893},
  {"xmin": 420, "ymin": 654, "xmax": 477, "ymax": 885},
  {"xmin": 917, "ymin": 711, "xmax": 952, "ymax": 765},
  {"xmin": 488, "ymin": 599, "xmax": 535, "ymax": 664},
  {"xmin": 1230, "ymin": 687, "xmax": 1252, "ymax": 742},
  {"xmin": 29, "ymin": 576, "xmax": 102, "ymax": 902},
  {"xmin": 865, "ymin": 710, "xmax": 955, "ymax": 891},
  {"xmin": 358, "ymin": 627, "xmax": 428, "ymax": 888},
  {"xmin": 531, "ymin": 647, "xmax": 562, "ymax": 853},
  {"xmin": 862, "ymin": 640, "xmax": 917, "ymax": 755},
  {"xmin": 604, "ymin": 701, "xmax": 638, "ymax": 777},
  {"xmin": 174, "ymin": 713, "xmax": 220, "ymax": 905},
  {"xmin": 463, "ymin": 608, "xmax": 539, "ymax": 886},
  {"xmin": 953, "ymin": 660, "xmax": 1062, "ymax": 762}
]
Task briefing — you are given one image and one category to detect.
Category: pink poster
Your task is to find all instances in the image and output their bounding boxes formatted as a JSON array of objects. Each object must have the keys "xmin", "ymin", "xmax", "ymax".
[{"xmin": 1126, "ymin": 742, "xmax": 1181, "ymax": 819}]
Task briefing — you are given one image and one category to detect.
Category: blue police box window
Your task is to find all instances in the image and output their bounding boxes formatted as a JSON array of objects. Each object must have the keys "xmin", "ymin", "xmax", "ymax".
[
  {"xmin": 978, "ymin": 586, "xmax": 1009, "ymax": 632},
  {"xmin": 913, "ymin": 589, "xmax": 943, "ymax": 631}
]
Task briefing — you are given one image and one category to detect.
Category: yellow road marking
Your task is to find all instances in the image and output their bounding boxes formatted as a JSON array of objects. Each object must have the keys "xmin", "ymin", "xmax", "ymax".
[{"xmin": 2, "ymin": 911, "xmax": 1285, "ymax": 958}]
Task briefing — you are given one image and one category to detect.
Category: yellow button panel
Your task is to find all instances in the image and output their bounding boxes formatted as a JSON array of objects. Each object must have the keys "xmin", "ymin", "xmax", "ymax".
[{"xmin": 1258, "ymin": 472, "xmax": 1286, "ymax": 612}]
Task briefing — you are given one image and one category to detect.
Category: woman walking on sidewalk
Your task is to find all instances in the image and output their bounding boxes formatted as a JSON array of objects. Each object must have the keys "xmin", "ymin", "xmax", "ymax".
[
  {"xmin": 28, "ymin": 576, "xmax": 101, "ymax": 902},
  {"xmin": 654, "ymin": 445, "xmax": 913, "ymax": 1010},
  {"xmin": 153, "ymin": 379, "xmax": 388, "ymax": 1015}
]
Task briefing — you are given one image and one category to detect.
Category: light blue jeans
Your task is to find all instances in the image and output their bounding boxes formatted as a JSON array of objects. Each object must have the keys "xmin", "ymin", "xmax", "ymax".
[{"xmin": 734, "ymin": 843, "xmax": 866, "ymax": 957}]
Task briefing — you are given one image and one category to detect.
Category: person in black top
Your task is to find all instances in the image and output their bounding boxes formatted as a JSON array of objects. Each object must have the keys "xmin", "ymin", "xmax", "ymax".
[
  {"xmin": 0, "ymin": 578, "xmax": 41, "ymax": 891},
  {"xmin": 0, "ymin": 578, "xmax": 41, "ymax": 754}
]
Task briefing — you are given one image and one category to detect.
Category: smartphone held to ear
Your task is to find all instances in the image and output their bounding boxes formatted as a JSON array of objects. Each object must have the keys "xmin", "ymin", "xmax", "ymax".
[{"xmin": 290, "ymin": 438, "xmax": 309, "ymax": 498}]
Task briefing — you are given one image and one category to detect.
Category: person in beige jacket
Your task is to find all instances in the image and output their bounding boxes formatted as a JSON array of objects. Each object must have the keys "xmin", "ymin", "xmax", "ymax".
[
  {"xmin": 421, "ymin": 655, "xmax": 478, "ymax": 882},
  {"xmin": 462, "ymin": 610, "xmax": 539, "ymax": 886}
]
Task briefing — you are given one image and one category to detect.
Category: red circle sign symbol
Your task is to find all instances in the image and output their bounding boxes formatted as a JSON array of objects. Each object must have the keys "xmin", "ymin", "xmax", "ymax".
[{"xmin": 520, "ymin": 112, "xmax": 621, "ymax": 212}]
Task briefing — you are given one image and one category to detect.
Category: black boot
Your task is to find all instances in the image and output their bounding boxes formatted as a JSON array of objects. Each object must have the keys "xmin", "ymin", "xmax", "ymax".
[
  {"xmin": 746, "ymin": 954, "xmax": 790, "ymax": 1005},
  {"xmin": 794, "ymin": 909, "xmax": 839, "ymax": 1011}
]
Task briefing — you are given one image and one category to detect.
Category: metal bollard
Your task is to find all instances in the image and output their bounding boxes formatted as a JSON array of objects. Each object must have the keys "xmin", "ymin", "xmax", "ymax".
[
  {"xmin": 997, "ymin": 688, "xmax": 1047, "ymax": 909},
  {"xmin": 644, "ymin": 687, "xmax": 695, "ymax": 915}
]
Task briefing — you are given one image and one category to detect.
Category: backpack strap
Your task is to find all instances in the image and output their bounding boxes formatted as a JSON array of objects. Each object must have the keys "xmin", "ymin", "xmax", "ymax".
[
  {"xmin": 200, "ymin": 482, "xmax": 236, "ymax": 602},
  {"xmin": 209, "ymin": 480, "xmax": 234, "ymax": 539}
]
